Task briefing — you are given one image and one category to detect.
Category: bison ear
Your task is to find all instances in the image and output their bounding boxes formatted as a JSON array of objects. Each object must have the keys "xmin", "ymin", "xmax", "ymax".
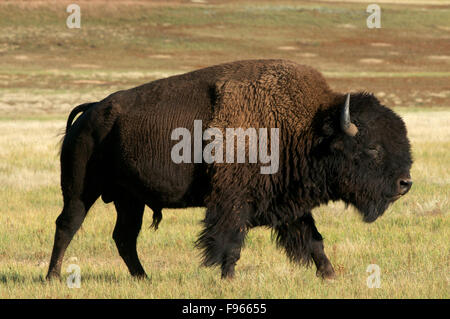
[{"xmin": 340, "ymin": 93, "xmax": 358, "ymax": 137}]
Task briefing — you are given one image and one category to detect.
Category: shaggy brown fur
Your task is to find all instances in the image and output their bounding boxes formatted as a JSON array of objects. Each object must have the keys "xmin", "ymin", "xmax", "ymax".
[{"xmin": 47, "ymin": 59, "xmax": 412, "ymax": 281}]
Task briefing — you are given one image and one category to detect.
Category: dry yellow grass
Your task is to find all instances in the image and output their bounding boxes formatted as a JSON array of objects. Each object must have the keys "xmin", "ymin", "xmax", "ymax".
[
  {"xmin": 0, "ymin": 107, "xmax": 448, "ymax": 298},
  {"xmin": 0, "ymin": 0, "xmax": 448, "ymax": 299}
]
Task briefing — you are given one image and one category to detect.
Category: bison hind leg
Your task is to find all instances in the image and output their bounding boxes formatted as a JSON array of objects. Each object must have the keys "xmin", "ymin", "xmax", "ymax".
[
  {"xmin": 47, "ymin": 194, "xmax": 99, "ymax": 280},
  {"xmin": 113, "ymin": 194, "xmax": 147, "ymax": 278}
]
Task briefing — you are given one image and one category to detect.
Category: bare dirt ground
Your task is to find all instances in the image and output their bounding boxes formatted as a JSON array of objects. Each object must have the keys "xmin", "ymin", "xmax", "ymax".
[{"xmin": 0, "ymin": 0, "xmax": 449, "ymax": 116}]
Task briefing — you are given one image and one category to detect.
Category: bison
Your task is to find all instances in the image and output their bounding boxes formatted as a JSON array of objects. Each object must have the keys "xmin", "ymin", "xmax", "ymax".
[{"xmin": 46, "ymin": 59, "xmax": 412, "ymax": 280}]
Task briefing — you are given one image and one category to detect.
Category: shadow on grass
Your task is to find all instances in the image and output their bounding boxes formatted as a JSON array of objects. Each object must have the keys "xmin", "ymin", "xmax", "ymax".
[
  {"xmin": 0, "ymin": 273, "xmax": 45, "ymax": 284},
  {"xmin": 0, "ymin": 271, "xmax": 144, "ymax": 285}
]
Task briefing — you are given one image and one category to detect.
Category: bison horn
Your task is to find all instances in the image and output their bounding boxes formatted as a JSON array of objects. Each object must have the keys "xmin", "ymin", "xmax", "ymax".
[{"xmin": 341, "ymin": 93, "xmax": 358, "ymax": 136}]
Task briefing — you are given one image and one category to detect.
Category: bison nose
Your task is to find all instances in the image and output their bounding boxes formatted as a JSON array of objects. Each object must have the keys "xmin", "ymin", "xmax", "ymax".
[{"xmin": 398, "ymin": 178, "xmax": 413, "ymax": 195}]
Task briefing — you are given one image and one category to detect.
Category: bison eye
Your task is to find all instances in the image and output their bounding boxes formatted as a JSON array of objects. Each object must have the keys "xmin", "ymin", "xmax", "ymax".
[{"xmin": 366, "ymin": 146, "xmax": 382, "ymax": 159}]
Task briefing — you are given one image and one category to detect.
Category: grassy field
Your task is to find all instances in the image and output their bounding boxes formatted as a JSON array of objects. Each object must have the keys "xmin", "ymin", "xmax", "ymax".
[{"xmin": 0, "ymin": 0, "xmax": 449, "ymax": 298}]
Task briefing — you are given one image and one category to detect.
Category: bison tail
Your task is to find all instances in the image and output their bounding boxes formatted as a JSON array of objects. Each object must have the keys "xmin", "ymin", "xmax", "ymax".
[{"xmin": 66, "ymin": 102, "xmax": 96, "ymax": 134}]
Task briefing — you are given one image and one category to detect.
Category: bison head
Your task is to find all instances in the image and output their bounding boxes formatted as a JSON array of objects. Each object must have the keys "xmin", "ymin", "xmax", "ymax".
[{"xmin": 321, "ymin": 92, "xmax": 413, "ymax": 222}]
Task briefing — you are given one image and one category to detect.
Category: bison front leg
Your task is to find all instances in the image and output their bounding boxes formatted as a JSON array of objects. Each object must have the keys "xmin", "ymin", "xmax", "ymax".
[
  {"xmin": 196, "ymin": 205, "xmax": 248, "ymax": 279},
  {"xmin": 220, "ymin": 229, "xmax": 246, "ymax": 279},
  {"xmin": 310, "ymin": 231, "xmax": 335, "ymax": 280},
  {"xmin": 275, "ymin": 213, "xmax": 335, "ymax": 280}
]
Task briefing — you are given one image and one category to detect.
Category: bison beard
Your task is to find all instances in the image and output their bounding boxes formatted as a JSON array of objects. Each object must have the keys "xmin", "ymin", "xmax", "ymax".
[{"xmin": 46, "ymin": 59, "xmax": 412, "ymax": 281}]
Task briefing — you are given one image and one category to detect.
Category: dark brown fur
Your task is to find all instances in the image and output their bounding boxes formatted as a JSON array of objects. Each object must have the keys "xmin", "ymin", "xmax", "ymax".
[{"xmin": 47, "ymin": 59, "xmax": 412, "ymax": 280}]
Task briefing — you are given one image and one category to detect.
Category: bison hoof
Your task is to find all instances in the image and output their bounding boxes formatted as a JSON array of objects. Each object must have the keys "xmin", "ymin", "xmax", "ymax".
[
  {"xmin": 131, "ymin": 272, "xmax": 148, "ymax": 280},
  {"xmin": 221, "ymin": 274, "xmax": 235, "ymax": 280},
  {"xmin": 45, "ymin": 272, "xmax": 61, "ymax": 281},
  {"xmin": 221, "ymin": 268, "xmax": 235, "ymax": 280},
  {"xmin": 316, "ymin": 264, "xmax": 336, "ymax": 281}
]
